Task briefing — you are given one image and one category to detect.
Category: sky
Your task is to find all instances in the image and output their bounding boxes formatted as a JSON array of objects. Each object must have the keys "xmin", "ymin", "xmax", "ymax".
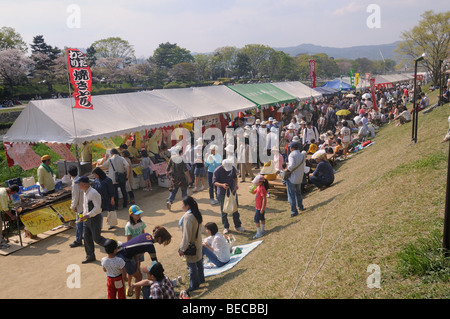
[{"xmin": 1, "ymin": 0, "xmax": 449, "ymax": 58}]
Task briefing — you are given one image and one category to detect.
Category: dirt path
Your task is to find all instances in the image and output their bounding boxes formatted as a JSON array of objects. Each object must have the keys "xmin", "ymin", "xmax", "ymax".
[{"xmin": 0, "ymin": 176, "xmax": 267, "ymax": 299}]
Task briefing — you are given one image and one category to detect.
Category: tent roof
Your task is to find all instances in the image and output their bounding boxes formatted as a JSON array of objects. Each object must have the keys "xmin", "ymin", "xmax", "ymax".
[
  {"xmin": 3, "ymin": 91, "xmax": 194, "ymax": 144},
  {"xmin": 271, "ymin": 81, "xmax": 322, "ymax": 100},
  {"xmin": 322, "ymin": 79, "xmax": 352, "ymax": 91},
  {"xmin": 374, "ymin": 75, "xmax": 392, "ymax": 84},
  {"xmin": 150, "ymin": 85, "xmax": 256, "ymax": 118},
  {"xmin": 227, "ymin": 83, "xmax": 297, "ymax": 107},
  {"xmin": 313, "ymin": 86, "xmax": 340, "ymax": 95}
]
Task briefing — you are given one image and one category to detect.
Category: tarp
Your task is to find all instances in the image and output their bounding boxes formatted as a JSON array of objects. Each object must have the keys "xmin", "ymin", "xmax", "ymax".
[
  {"xmin": 3, "ymin": 91, "xmax": 194, "ymax": 144},
  {"xmin": 151, "ymin": 85, "xmax": 256, "ymax": 118},
  {"xmin": 321, "ymin": 79, "xmax": 352, "ymax": 91},
  {"xmin": 271, "ymin": 81, "xmax": 322, "ymax": 101},
  {"xmin": 227, "ymin": 83, "xmax": 297, "ymax": 107}
]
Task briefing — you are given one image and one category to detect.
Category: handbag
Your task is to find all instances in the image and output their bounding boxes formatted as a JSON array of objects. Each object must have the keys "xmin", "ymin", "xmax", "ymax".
[
  {"xmin": 223, "ymin": 188, "xmax": 238, "ymax": 214},
  {"xmin": 184, "ymin": 223, "xmax": 199, "ymax": 256},
  {"xmin": 282, "ymin": 153, "xmax": 306, "ymax": 181},
  {"xmin": 110, "ymin": 160, "xmax": 127, "ymax": 184}
]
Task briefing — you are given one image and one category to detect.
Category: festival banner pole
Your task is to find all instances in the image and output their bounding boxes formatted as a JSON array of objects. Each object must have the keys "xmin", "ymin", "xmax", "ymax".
[
  {"xmin": 65, "ymin": 48, "xmax": 94, "ymax": 164},
  {"xmin": 65, "ymin": 50, "xmax": 80, "ymax": 163}
]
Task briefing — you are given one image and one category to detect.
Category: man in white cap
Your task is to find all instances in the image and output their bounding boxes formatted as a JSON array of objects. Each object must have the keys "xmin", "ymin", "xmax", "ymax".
[
  {"xmin": 266, "ymin": 117, "xmax": 274, "ymax": 130},
  {"xmin": 166, "ymin": 147, "xmax": 192, "ymax": 210},
  {"xmin": 284, "ymin": 142, "xmax": 306, "ymax": 217},
  {"xmin": 213, "ymin": 159, "xmax": 245, "ymax": 234},
  {"xmin": 205, "ymin": 145, "xmax": 222, "ymax": 205}
]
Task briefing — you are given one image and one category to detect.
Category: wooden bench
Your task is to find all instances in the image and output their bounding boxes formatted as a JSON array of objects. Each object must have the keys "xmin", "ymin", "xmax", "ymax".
[{"xmin": 267, "ymin": 176, "xmax": 286, "ymax": 194}]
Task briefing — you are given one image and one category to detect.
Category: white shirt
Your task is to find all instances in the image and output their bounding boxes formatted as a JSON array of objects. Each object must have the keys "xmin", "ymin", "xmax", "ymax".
[
  {"xmin": 70, "ymin": 177, "xmax": 84, "ymax": 213},
  {"xmin": 302, "ymin": 126, "xmax": 319, "ymax": 145},
  {"xmin": 101, "ymin": 256, "xmax": 125, "ymax": 277},
  {"xmin": 287, "ymin": 150, "xmax": 305, "ymax": 184},
  {"xmin": 83, "ymin": 186, "xmax": 102, "ymax": 218},
  {"xmin": 340, "ymin": 127, "xmax": 352, "ymax": 143},
  {"xmin": 400, "ymin": 110, "xmax": 411, "ymax": 121},
  {"xmin": 204, "ymin": 233, "xmax": 230, "ymax": 263},
  {"xmin": 102, "ymin": 154, "xmax": 129, "ymax": 184}
]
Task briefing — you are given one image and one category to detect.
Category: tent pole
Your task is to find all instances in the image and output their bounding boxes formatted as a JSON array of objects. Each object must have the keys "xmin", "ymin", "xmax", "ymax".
[{"xmin": 65, "ymin": 51, "xmax": 80, "ymax": 163}]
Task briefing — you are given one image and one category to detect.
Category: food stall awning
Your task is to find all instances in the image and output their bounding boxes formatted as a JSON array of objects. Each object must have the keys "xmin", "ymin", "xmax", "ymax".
[
  {"xmin": 3, "ymin": 91, "xmax": 194, "ymax": 145},
  {"xmin": 271, "ymin": 81, "xmax": 322, "ymax": 100},
  {"xmin": 150, "ymin": 85, "xmax": 257, "ymax": 118},
  {"xmin": 227, "ymin": 83, "xmax": 297, "ymax": 108}
]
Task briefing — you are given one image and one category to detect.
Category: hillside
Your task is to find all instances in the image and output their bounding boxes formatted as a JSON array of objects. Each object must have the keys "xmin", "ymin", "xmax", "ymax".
[
  {"xmin": 275, "ymin": 41, "xmax": 402, "ymax": 61},
  {"xmin": 199, "ymin": 91, "xmax": 450, "ymax": 299}
]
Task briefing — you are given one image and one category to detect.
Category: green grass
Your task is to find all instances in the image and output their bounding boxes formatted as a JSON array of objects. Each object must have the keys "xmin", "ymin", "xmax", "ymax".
[
  {"xmin": 192, "ymin": 88, "xmax": 450, "ymax": 299},
  {"xmin": 397, "ymin": 229, "xmax": 450, "ymax": 283}
]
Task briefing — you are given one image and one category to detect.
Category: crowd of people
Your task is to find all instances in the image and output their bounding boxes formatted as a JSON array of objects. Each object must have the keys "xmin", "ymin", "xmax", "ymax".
[
  {"xmin": 68, "ymin": 80, "xmax": 440, "ymax": 299},
  {"xmin": 4, "ymin": 77, "xmax": 446, "ymax": 299}
]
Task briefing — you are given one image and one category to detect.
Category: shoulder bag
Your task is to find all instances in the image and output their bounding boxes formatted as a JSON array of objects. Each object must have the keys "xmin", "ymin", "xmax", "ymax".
[
  {"xmin": 110, "ymin": 159, "xmax": 127, "ymax": 184},
  {"xmin": 184, "ymin": 222, "xmax": 199, "ymax": 256},
  {"xmin": 282, "ymin": 153, "xmax": 305, "ymax": 181}
]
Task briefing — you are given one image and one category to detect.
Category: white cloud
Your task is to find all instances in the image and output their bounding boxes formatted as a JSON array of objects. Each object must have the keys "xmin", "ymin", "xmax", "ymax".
[{"xmin": 332, "ymin": 1, "xmax": 365, "ymax": 16}]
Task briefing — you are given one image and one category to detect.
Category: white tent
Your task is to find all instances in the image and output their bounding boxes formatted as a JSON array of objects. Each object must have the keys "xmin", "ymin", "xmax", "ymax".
[
  {"xmin": 3, "ymin": 91, "xmax": 194, "ymax": 144},
  {"xmin": 150, "ymin": 85, "xmax": 257, "ymax": 118},
  {"xmin": 271, "ymin": 81, "xmax": 322, "ymax": 100}
]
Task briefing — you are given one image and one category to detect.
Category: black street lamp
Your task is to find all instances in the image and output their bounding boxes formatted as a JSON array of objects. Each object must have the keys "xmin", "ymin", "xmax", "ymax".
[
  {"xmin": 439, "ymin": 60, "xmax": 444, "ymax": 106},
  {"xmin": 411, "ymin": 53, "xmax": 425, "ymax": 144}
]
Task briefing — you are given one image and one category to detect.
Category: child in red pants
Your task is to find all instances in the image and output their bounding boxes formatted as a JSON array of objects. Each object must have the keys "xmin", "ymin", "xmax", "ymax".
[{"xmin": 102, "ymin": 239, "xmax": 126, "ymax": 299}]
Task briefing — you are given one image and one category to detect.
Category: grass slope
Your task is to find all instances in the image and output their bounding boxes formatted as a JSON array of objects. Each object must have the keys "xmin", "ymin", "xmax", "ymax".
[{"xmin": 196, "ymin": 95, "xmax": 450, "ymax": 299}]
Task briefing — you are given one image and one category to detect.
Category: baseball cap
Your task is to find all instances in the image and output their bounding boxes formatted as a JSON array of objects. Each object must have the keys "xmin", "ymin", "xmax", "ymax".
[
  {"xmin": 142, "ymin": 261, "xmax": 164, "ymax": 277},
  {"xmin": 74, "ymin": 176, "xmax": 90, "ymax": 184},
  {"xmin": 129, "ymin": 205, "xmax": 143, "ymax": 215},
  {"xmin": 41, "ymin": 155, "xmax": 51, "ymax": 161},
  {"xmin": 252, "ymin": 174, "xmax": 265, "ymax": 184}
]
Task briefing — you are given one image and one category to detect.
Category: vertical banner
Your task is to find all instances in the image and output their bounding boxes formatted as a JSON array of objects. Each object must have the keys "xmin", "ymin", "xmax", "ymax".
[
  {"xmin": 369, "ymin": 78, "xmax": 379, "ymax": 111},
  {"xmin": 365, "ymin": 73, "xmax": 371, "ymax": 81},
  {"xmin": 309, "ymin": 60, "xmax": 316, "ymax": 88},
  {"xmin": 66, "ymin": 48, "xmax": 93, "ymax": 110},
  {"xmin": 350, "ymin": 69, "xmax": 355, "ymax": 89},
  {"xmin": 340, "ymin": 74, "xmax": 343, "ymax": 91},
  {"xmin": 355, "ymin": 73, "xmax": 360, "ymax": 87}
]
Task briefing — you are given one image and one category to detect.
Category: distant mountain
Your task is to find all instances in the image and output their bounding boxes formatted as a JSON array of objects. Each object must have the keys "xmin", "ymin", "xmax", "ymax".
[{"xmin": 274, "ymin": 41, "xmax": 402, "ymax": 61}]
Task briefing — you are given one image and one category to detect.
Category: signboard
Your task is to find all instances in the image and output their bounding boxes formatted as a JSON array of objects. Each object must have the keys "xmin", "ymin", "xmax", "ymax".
[
  {"xmin": 20, "ymin": 207, "xmax": 63, "ymax": 235},
  {"xmin": 11, "ymin": 143, "xmax": 42, "ymax": 171},
  {"xmin": 51, "ymin": 200, "xmax": 76, "ymax": 222},
  {"xmin": 19, "ymin": 200, "xmax": 74, "ymax": 235},
  {"xmin": 45, "ymin": 143, "xmax": 77, "ymax": 162}
]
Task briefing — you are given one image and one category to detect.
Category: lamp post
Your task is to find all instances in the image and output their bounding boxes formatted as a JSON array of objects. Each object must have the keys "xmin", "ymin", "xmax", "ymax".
[
  {"xmin": 411, "ymin": 53, "xmax": 425, "ymax": 143},
  {"xmin": 438, "ymin": 60, "xmax": 443, "ymax": 106}
]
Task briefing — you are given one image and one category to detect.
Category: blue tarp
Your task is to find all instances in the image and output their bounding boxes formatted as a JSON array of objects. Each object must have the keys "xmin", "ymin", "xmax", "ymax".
[
  {"xmin": 313, "ymin": 87, "xmax": 340, "ymax": 96},
  {"xmin": 322, "ymin": 79, "xmax": 352, "ymax": 91}
]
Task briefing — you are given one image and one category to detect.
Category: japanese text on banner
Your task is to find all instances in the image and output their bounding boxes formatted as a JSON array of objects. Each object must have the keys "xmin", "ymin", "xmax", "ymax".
[
  {"xmin": 66, "ymin": 48, "xmax": 93, "ymax": 110},
  {"xmin": 309, "ymin": 60, "xmax": 316, "ymax": 88}
]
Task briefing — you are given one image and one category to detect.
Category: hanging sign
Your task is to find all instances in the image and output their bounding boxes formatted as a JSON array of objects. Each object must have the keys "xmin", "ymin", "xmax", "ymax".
[
  {"xmin": 66, "ymin": 48, "xmax": 93, "ymax": 110},
  {"xmin": 370, "ymin": 78, "xmax": 379, "ymax": 111},
  {"xmin": 309, "ymin": 60, "xmax": 316, "ymax": 88}
]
